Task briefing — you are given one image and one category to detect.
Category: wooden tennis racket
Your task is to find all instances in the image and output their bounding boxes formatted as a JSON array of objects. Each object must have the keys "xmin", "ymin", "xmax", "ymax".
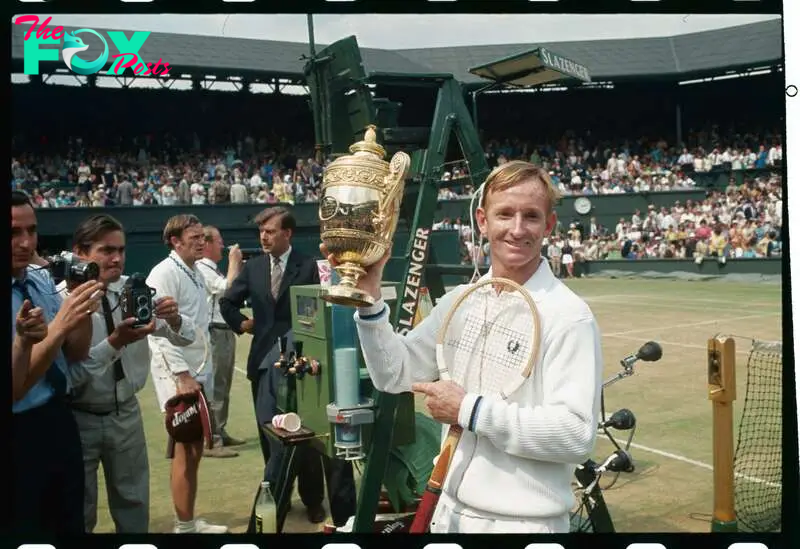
[{"xmin": 409, "ymin": 277, "xmax": 541, "ymax": 533}]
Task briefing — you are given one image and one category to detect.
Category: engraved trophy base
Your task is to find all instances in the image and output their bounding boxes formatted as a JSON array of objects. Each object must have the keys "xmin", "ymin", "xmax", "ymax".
[
  {"xmin": 321, "ymin": 285, "xmax": 376, "ymax": 308},
  {"xmin": 320, "ymin": 261, "xmax": 376, "ymax": 308}
]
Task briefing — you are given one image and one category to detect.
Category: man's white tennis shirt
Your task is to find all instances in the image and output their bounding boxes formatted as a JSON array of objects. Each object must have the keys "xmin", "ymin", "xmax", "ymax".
[
  {"xmin": 354, "ymin": 259, "xmax": 603, "ymax": 520},
  {"xmin": 146, "ymin": 251, "xmax": 213, "ymax": 404}
]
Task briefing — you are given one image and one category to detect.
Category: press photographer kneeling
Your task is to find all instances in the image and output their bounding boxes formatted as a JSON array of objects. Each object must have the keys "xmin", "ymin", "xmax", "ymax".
[
  {"xmin": 57, "ymin": 214, "xmax": 196, "ymax": 534},
  {"xmin": 11, "ymin": 190, "xmax": 103, "ymax": 535}
]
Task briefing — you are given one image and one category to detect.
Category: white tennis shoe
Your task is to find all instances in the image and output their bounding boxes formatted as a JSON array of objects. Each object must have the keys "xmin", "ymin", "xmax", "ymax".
[{"xmin": 174, "ymin": 518, "xmax": 229, "ymax": 533}]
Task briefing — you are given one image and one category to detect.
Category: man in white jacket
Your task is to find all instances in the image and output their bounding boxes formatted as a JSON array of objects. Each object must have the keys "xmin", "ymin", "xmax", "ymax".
[{"xmin": 322, "ymin": 160, "xmax": 603, "ymax": 533}]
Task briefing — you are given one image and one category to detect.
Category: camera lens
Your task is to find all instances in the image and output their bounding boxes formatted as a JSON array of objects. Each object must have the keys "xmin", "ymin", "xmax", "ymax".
[
  {"xmin": 137, "ymin": 307, "xmax": 150, "ymax": 320},
  {"xmin": 137, "ymin": 295, "xmax": 149, "ymax": 307},
  {"xmin": 71, "ymin": 261, "xmax": 100, "ymax": 283},
  {"xmin": 84, "ymin": 262, "xmax": 100, "ymax": 280}
]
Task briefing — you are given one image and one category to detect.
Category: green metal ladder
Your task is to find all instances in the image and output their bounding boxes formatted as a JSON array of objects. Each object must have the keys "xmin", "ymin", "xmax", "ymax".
[{"xmin": 304, "ymin": 35, "xmax": 490, "ymax": 532}]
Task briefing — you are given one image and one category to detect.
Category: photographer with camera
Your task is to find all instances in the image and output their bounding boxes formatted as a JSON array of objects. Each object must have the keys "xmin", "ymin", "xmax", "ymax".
[
  {"xmin": 11, "ymin": 190, "xmax": 103, "ymax": 535},
  {"xmin": 147, "ymin": 214, "xmax": 228, "ymax": 534},
  {"xmin": 57, "ymin": 214, "xmax": 196, "ymax": 534}
]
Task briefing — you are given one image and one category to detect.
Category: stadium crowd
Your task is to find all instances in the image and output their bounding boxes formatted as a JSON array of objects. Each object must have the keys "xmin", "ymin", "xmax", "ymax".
[
  {"xmin": 437, "ymin": 173, "xmax": 783, "ymax": 274},
  {"xmin": 441, "ymin": 128, "xmax": 782, "ymax": 198},
  {"xmin": 10, "ymin": 134, "xmax": 326, "ymax": 208},
  {"xmin": 11, "ymin": 128, "xmax": 782, "ymax": 208},
  {"xmin": 11, "ymin": 128, "xmax": 783, "ymax": 270}
]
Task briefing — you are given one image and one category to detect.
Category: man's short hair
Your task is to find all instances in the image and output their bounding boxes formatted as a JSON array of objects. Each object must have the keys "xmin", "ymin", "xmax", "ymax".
[
  {"xmin": 72, "ymin": 214, "xmax": 124, "ymax": 253},
  {"xmin": 163, "ymin": 214, "xmax": 202, "ymax": 249},
  {"xmin": 11, "ymin": 190, "xmax": 33, "ymax": 208},
  {"xmin": 480, "ymin": 161, "xmax": 562, "ymax": 213},
  {"xmin": 253, "ymin": 206, "xmax": 296, "ymax": 233},
  {"xmin": 203, "ymin": 225, "xmax": 220, "ymax": 242}
]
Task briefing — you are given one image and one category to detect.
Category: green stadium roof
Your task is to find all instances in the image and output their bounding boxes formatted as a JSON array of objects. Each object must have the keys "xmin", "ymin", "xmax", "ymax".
[{"xmin": 11, "ymin": 19, "xmax": 782, "ymax": 86}]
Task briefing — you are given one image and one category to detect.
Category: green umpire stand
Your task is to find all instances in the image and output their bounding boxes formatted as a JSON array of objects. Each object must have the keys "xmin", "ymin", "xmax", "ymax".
[
  {"xmin": 276, "ymin": 282, "xmax": 416, "ymax": 453},
  {"xmin": 265, "ymin": 281, "xmax": 439, "ymax": 531}
]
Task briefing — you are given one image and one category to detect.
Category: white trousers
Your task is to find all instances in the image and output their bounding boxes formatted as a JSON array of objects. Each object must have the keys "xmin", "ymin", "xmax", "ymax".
[{"xmin": 429, "ymin": 492, "xmax": 570, "ymax": 534}]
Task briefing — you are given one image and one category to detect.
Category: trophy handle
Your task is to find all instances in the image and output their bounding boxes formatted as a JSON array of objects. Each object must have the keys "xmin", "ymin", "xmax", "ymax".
[{"xmin": 377, "ymin": 152, "xmax": 411, "ymax": 221}]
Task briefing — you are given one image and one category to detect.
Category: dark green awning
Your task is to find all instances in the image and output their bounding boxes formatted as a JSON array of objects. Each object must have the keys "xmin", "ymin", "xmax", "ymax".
[{"xmin": 468, "ymin": 46, "xmax": 591, "ymax": 87}]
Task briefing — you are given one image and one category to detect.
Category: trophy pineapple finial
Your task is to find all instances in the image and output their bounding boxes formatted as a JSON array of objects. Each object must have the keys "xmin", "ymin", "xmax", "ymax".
[{"xmin": 349, "ymin": 125, "xmax": 386, "ymax": 158}]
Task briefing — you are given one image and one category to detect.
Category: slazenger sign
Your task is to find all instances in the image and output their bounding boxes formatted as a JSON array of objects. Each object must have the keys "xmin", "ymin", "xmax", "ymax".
[
  {"xmin": 15, "ymin": 15, "xmax": 171, "ymax": 77},
  {"xmin": 396, "ymin": 228, "xmax": 431, "ymax": 336},
  {"xmin": 539, "ymin": 47, "xmax": 591, "ymax": 83}
]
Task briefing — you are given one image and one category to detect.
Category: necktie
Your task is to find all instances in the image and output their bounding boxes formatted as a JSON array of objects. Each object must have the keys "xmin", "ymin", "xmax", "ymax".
[
  {"xmin": 13, "ymin": 280, "xmax": 67, "ymax": 398},
  {"xmin": 271, "ymin": 258, "xmax": 282, "ymax": 300},
  {"xmin": 101, "ymin": 294, "xmax": 125, "ymax": 414}
]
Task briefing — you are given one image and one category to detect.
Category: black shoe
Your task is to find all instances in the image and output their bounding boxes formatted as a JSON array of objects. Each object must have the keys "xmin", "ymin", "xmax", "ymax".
[{"xmin": 306, "ymin": 504, "xmax": 326, "ymax": 524}]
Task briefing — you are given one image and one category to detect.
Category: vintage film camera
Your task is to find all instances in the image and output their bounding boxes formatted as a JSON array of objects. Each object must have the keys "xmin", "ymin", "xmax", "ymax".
[
  {"xmin": 45, "ymin": 251, "xmax": 100, "ymax": 285},
  {"xmin": 120, "ymin": 273, "xmax": 157, "ymax": 328}
]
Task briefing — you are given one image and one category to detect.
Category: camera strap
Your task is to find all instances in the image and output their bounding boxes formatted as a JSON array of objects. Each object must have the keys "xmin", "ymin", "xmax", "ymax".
[{"xmin": 101, "ymin": 294, "xmax": 125, "ymax": 416}]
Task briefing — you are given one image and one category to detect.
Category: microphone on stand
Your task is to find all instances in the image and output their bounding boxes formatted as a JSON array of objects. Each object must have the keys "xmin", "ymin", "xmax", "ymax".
[
  {"xmin": 601, "ymin": 408, "xmax": 636, "ymax": 430},
  {"xmin": 604, "ymin": 449, "xmax": 635, "ymax": 473},
  {"xmin": 620, "ymin": 341, "xmax": 663, "ymax": 369}
]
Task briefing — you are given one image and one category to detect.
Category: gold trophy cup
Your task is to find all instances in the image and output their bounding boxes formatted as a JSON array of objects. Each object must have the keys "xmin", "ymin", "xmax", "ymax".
[{"xmin": 318, "ymin": 125, "xmax": 411, "ymax": 307}]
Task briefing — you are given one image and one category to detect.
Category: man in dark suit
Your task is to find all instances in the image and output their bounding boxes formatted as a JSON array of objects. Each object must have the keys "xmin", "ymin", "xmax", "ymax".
[{"xmin": 219, "ymin": 206, "xmax": 355, "ymax": 526}]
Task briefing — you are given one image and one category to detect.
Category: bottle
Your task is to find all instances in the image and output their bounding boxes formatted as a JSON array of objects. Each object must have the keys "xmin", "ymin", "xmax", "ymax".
[{"xmin": 254, "ymin": 480, "xmax": 277, "ymax": 533}]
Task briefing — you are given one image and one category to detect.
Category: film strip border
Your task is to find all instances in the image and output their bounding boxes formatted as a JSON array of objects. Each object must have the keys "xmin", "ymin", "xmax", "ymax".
[
  {"xmin": 8, "ymin": 0, "xmax": 785, "ymax": 12},
  {"xmin": 5, "ymin": 3, "xmax": 795, "ymax": 549},
  {"xmin": 8, "ymin": 537, "xmax": 788, "ymax": 549}
]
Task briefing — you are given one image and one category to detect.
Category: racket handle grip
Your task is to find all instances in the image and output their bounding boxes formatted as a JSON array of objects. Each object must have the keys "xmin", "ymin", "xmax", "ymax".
[
  {"xmin": 409, "ymin": 425, "xmax": 463, "ymax": 533},
  {"xmin": 409, "ymin": 493, "xmax": 438, "ymax": 533}
]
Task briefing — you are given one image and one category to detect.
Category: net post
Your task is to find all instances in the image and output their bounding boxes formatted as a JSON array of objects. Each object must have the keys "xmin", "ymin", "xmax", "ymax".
[{"xmin": 707, "ymin": 336, "xmax": 738, "ymax": 532}]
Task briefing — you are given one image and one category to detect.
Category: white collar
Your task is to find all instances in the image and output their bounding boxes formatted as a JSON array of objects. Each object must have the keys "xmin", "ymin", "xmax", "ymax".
[
  {"xmin": 270, "ymin": 246, "xmax": 292, "ymax": 267},
  {"xmin": 198, "ymin": 257, "xmax": 218, "ymax": 269},
  {"xmin": 105, "ymin": 275, "xmax": 127, "ymax": 294},
  {"xmin": 169, "ymin": 250, "xmax": 197, "ymax": 271},
  {"xmin": 481, "ymin": 257, "xmax": 556, "ymax": 298}
]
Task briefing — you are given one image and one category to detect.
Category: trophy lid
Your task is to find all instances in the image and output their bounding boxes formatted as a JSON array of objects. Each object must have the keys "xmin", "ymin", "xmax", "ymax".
[{"xmin": 348, "ymin": 125, "xmax": 386, "ymax": 159}]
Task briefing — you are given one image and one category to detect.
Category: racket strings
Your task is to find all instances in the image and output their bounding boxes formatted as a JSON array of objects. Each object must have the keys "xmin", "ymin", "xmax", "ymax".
[{"xmin": 441, "ymin": 288, "xmax": 534, "ymax": 395}]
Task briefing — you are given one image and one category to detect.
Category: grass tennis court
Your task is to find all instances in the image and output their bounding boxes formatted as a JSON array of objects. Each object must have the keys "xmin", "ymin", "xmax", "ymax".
[{"xmin": 89, "ymin": 277, "xmax": 782, "ymax": 534}]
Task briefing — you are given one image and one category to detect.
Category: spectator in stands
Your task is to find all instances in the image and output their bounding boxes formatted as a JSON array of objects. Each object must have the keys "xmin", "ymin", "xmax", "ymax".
[
  {"xmin": 230, "ymin": 178, "xmax": 249, "ymax": 204},
  {"xmin": 177, "ymin": 176, "xmax": 191, "ymax": 205},
  {"xmin": 116, "ymin": 176, "xmax": 134, "ymax": 206}
]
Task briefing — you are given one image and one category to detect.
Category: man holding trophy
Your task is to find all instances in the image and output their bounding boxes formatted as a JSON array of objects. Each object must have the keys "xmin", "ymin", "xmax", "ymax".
[{"xmin": 318, "ymin": 127, "xmax": 602, "ymax": 534}]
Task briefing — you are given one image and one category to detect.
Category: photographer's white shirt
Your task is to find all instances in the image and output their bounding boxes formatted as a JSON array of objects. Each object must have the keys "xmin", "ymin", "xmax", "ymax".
[{"xmin": 57, "ymin": 275, "xmax": 195, "ymax": 411}]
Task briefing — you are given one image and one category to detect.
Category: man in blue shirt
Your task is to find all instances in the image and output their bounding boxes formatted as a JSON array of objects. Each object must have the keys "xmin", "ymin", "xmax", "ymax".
[{"xmin": 11, "ymin": 190, "xmax": 104, "ymax": 534}]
